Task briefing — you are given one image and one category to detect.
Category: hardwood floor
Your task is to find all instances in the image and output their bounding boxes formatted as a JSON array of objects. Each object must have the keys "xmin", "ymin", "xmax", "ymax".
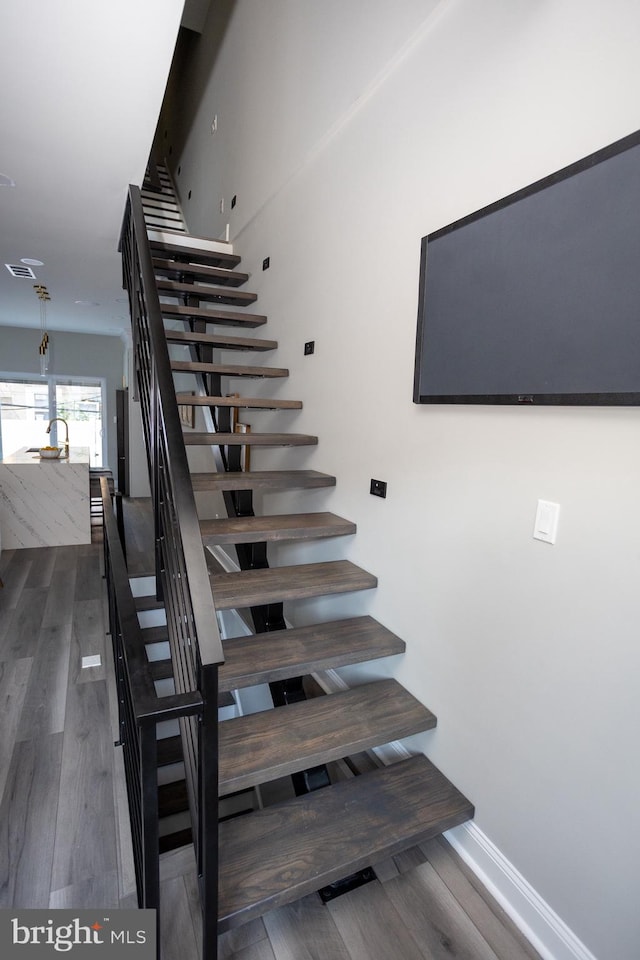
[{"xmin": 0, "ymin": 504, "xmax": 542, "ymax": 960}]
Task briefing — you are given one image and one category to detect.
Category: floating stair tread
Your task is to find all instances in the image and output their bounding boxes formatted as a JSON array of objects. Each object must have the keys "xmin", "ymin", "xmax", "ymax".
[
  {"xmin": 184, "ymin": 432, "xmax": 317, "ymax": 447},
  {"xmin": 200, "ymin": 512, "xmax": 355, "ymax": 545},
  {"xmin": 171, "ymin": 360, "xmax": 288, "ymax": 378},
  {"xmin": 161, "ymin": 304, "xmax": 267, "ymax": 328},
  {"xmin": 157, "ymin": 279, "xmax": 257, "ymax": 306},
  {"xmin": 218, "ymin": 678, "xmax": 435, "ymax": 797},
  {"xmin": 157, "ymin": 735, "xmax": 183, "ymax": 767},
  {"xmin": 218, "ymin": 753, "xmax": 474, "ymax": 931},
  {"xmin": 149, "ymin": 237, "xmax": 240, "ymax": 269},
  {"xmin": 210, "ymin": 559, "xmax": 376, "ymax": 610},
  {"xmin": 219, "ymin": 615, "xmax": 404, "ymax": 691},
  {"xmin": 166, "ymin": 330, "xmax": 277, "ymax": 351},
  {"xmin": 191, "ymin": 469, "xmax": 333, "ymax": 491},
  {"xmin": 153, "ymin": 258, "xmax": 249, "ymax": 287},
  {"xmin": 175, "ymin": 394, "xmax": 301, "ymax": 410},
  {"xmin": 158, "ymin": 779, "xmax": 189, "ymax": 818}
]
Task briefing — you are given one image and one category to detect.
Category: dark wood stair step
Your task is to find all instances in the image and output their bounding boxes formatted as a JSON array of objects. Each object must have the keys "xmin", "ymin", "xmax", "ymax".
[
  {"xmin": 154, "ymin": 257, "xmax": 249, "ymax": 287},
  {"xmin": 157, "ymin": 735, "xmax": 183, "ymax": 767},
  {"xmin": 170, "ymin": 360, "xmax": 288, "ymax": 378},
  {"xmin": 218, "ymin": 678, "xmax": 435, "ymax": 797},
  {"xmin": 218, "ymin": 753, "xmax": 474, "ymax": 931},
  {"xmin": 210, "ymin": 559, "xmax": 376, "ymax": 610},
  {"xmin": 158, "ymin": 779, "xmax": 189, "ymax": 818},
  {"xmin": 157, "ymin": 278, "xmax": 257, "ymax": 307},
  {"xmin": 150, "ymin": 237, "xmax": 241, "ymax": 270},
  {"xmin": 175, "ymin": 394, "xmax": 301, "ymax": 411},
  {"xmin": 219, "ymin": 615, "xmax": 404, "ymax": 691},
  {"xmin": 161, "ymin": 304, "xmax": 266, "ymax": 328},
  {"xmin": 184, "ymin": 432, "xmax": 317, "ymax": 447},
  {"xmin": 191, "ymin": 469, "xmax": 333, "ymax": 491},
  {"xmin": 166, "ymin": 330, "xmax": 277, "ymax": 351},
  {"xmin": 200, "ymin": 512, "xmax": 355, "ymax": 545}
]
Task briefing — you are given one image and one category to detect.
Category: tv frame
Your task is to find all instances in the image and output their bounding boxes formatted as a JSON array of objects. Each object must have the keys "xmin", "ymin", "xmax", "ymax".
[{"xmin": 412, "ymin": 129, "xmax": 640, "ymax": 407}]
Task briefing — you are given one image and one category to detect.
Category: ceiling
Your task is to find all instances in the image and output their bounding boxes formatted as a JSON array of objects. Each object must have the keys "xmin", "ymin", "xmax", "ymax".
[{"xmin": 0, "ymin": 0, "xmax": 191, "ymax": 342}]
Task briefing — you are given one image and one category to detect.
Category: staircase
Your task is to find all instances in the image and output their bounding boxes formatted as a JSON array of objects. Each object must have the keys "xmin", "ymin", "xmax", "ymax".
[{"xmin": 124, "ymin": 164, "xmax": 474, "ymax": 943}]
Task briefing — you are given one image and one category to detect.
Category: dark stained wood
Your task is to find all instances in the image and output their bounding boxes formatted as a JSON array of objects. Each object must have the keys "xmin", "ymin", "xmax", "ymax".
[
  {"xmin": 161, "ymin": 304, "xmax": 266, "ymax": 328},
  {"xmin": 176, "ymin": 395, "xmax": 302, "ymax": 411},
  {"xmin": 170, "ymin": 360, "xmax": 288, "ymax": 378},
  {"xmin": 157, "ymin": 736, "xmax": 184, "ymax": 768},
  {"xmin": 217, "ymin": 755, "xmax": 474, "ymax": 931},
  {"xmin": 149, "ymin": 238, "xmax": 241, "ymax": 269},
  {"xmin": 184, "ymin": 432, "xmax": 317, "ymax": 447},
  {"xmin": 200, "ymin": 511, "xmax": 355, "ymax": 545},
  {"xmin": 157, "ymin": 279, "xmax": 257, "ymax": 307},
  {"xmin": 218, "ymin": 679, "xmax": 436, "ymax": 795},
  {"xmin": 218, "ymin": 616, "xmax": 405, "ymax": 691},
  {"xmin": 153, "ymin": 258, "xmax": 248, "ymax": 287},
  {"xmin": 159, "ymin": 779, "xmax": 189, "ymax": 818},
  {"xmin": 210, "ymin": 559, "xmax": 377, "ymax": 610},
  {"xmin": 191, "ymin": 469, "xmax": 333, "ymax": 492},
  {"xmin": 166, "ymin": 330, "xmax": 277, "ymax": 351}
]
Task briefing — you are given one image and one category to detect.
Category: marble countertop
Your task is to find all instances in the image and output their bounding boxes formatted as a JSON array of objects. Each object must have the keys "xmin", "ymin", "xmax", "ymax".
[{"xmin": 0, "ymin": 446, "xmax": 90, "ymax": 465}]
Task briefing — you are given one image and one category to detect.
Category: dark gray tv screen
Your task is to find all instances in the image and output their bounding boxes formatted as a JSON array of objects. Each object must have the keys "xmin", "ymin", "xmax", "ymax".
[{"xmin": 413, "ymin": 130, "xmax": 640, "ymax": 405}]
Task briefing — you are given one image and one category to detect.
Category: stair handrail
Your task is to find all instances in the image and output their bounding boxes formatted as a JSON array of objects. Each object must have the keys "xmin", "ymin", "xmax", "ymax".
[
  {"xmin": 100, "ymin": 477, "xmax": 203, "ymax": 954},
  {"xmin": 120, "ymin": 185, "xmax": 222, "ymax": 959}
]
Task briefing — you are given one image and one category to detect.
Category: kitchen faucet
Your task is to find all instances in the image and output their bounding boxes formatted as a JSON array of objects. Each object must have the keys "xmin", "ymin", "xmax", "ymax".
[{"xmin": 46, "ymin": 417, "xmax": 69, "ymax": 459}]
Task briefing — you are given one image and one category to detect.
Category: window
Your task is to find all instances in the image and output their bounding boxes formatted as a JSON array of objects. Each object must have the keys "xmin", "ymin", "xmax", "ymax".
[{"xmin": 0, "ymin": 376, "xmax": 105, "ymax": 464}]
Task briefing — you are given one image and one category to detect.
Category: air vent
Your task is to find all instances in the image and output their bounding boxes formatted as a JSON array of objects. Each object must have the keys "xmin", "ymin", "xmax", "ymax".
[{"xmin": 5, "ymin": 263, "xmax": 37, "ymax": 279}]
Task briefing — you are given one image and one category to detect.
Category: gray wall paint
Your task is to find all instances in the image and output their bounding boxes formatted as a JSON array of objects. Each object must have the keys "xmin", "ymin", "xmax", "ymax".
[
  {"xmin": 0, "ymin": 325, "xmax": 124, "ymax": 470},
  {"xmin": 162, "ymin": 3, "xmax": 640, "ymax": 958}
]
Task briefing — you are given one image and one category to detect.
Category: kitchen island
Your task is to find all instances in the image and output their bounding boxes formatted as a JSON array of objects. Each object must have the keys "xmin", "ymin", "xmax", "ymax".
[{"xmin": 0, "ymin": 446, "xmax": 91, "ymax": 548}]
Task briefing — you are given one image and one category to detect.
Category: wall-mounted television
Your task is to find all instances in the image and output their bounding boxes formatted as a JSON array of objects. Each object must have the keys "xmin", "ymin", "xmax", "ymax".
[{"xmin": 413, "ymin": 130, "xmax": 640, "ymax": 405}]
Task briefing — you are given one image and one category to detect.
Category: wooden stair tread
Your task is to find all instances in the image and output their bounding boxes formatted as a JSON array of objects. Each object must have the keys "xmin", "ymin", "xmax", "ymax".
[
  {"xmin": 161, "ymin": 304, "xmax": 267, "ymax": 328},
  {"xmin": 191, "ymin": 469, "xmax": 333, "ymax": 491},
  {"xmin": 218, "ymin": 678, "xmax": 435, "ymax": 796},
  {"xmin": 200, "ymin": 511, "xmax": 355, "ymax": 545},
  {"xmin": 184, "ymin": 432, "xmax": 317, "ymax": 447},
  {"xmin": 157, "ymin": 279, "xmax": 257, "ymax": 306},
  {"xmin": 157, "ymin": 735, "xmax": 183, "ymax": 767},
  {"xmin": 219, "ymin": 615, "xmax": 404, "ymax": 691},
  {"xmin": 218, "ymin": 753, "xmax": 474, "ymax": 931},
  {"xmin": 158, "ymin": 779, "xmax": 189, "ymax": 817},
  {"xmin": 170, "ymin": 360, "xmax": 288, "ymax": 378},
  {"xmin": 210, "ymin": 559, "xmax": 376, "ymax": 610},
  {"xmin": 166, "ymin": 330, "xmax": 277, "ymax": 351},
  {"xmin": 153, "ymin": 257, "xmax": 248, "ymax": 287},
  {"xmin": 149, "ymin": 238, "xmax": 240, "ymax": 269},
  {"xmin": 175, "ymin": 394, "xmax": 302, "ymax": 410}
]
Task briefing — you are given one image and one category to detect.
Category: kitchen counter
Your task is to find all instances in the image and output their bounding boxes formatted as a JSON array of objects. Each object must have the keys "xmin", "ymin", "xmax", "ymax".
[{"xmin": 0, "ymin": 446, "xmax": 91, "ymax": 548}]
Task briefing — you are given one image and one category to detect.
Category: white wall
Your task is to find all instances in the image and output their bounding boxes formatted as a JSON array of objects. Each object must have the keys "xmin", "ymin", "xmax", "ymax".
[{"xmin": 164, "ymin": 3, "xmax": 640, "ymax": 958}]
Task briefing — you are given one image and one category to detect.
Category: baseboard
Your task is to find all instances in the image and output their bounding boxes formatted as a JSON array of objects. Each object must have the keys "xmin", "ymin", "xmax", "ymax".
[{"xmin": 444, "ymin": 822, "xmax": 597, "ymax": 960}]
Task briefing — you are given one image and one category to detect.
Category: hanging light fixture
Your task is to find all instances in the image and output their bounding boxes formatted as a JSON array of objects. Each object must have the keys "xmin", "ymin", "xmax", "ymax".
[{"xmin": 34, "ymin": 284, "xmax": 51, "ymax": 375}]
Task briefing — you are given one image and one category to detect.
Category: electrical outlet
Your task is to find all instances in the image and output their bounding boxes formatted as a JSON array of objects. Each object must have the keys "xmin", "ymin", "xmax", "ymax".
[
  {"xmin": 370, "ymin": 479, "xmax": 387, "ymax": 498},
  {"xmin": 263, "ymin": 256, "xmax": 270, "ymax": 270},
  {"xmin": 304, "ymin": 340, "xmax": 315, "ymax": 355}
]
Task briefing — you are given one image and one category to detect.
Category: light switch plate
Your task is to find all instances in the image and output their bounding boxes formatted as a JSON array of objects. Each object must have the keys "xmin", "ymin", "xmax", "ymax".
[{"xmin": 533, "ymin": 499, "xmax": 560, "ymax": 544}]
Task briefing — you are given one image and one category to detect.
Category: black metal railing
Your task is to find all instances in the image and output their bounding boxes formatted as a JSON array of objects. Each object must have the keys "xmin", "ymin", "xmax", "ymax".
[
  {"xmin": 101, "ymin": 478, "xmax": 204, "ymax": 951},
  {"xmin": 119, "ymin": 186, "xmax": 224, "ymax": 960}
]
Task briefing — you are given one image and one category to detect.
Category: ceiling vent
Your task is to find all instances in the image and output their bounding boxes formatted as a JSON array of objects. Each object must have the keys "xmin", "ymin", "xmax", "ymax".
[{"xmin": 5, "ymin": 263, "xmax": 37, "ymax": 279}]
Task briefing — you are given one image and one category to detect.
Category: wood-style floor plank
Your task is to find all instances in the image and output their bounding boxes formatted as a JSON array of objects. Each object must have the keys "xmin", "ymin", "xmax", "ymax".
[
  {"xmin": 383, "ymin": 859, "xmax": 500, "ymax": 960},
  {"xmin": 262, "ymin": 893, "xmax": 352, "ymax": 960},
  {"xmin": 327, "ymin": 881, "xmax": 426, "ymax": 960},
  {"xmin": 0, "ymin": 733, "xmax": 64, "ymax": 907},
  {"xmin": 160, "ymin": 876, "xmax": 201, "ymax": 960},
  {"xmin": 49, "ymin": 870, "xmax": 120, "ymax": 909},
  {"xmin": 421, "ymin": 837, "xmax": 543, "ymax": 960},
  {"xmin": 50, "ymin": 678, "xmax": 118, "ymax": 892},
  {"xmin": 16, "ymin": 622, "xmax": 72, "ymax": 741},
  {"xmin": 0, "ymin": 658, "xmax": 32, "ymax": 805},
  {"xmin": 69, "ymin": 598, "xmax": 107, "ymax": 684},
  {"xmin": 0, "ymin": 586, "xmax": 49, "ymax": 660}
]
